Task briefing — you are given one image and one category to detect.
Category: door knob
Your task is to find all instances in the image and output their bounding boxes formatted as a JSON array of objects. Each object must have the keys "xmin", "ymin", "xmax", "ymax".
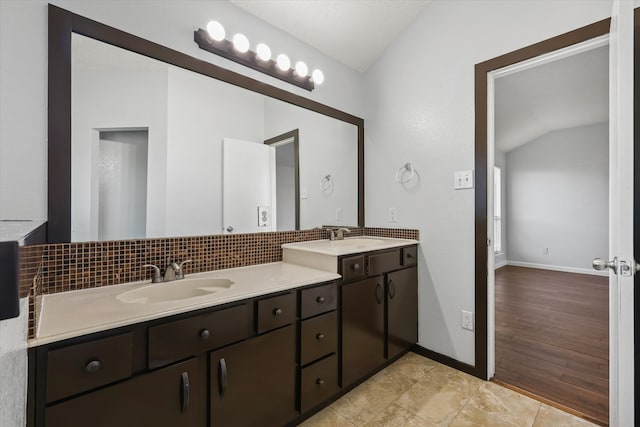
[{"xmin": 592, "ymin": 257, "xmax": 618, "ymax": 274}]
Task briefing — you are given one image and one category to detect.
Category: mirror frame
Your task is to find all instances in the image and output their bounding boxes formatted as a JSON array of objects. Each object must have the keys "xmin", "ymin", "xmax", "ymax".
[{"xmin": 48, "ymin": 5, "xmax": 364, "ymax": 243}]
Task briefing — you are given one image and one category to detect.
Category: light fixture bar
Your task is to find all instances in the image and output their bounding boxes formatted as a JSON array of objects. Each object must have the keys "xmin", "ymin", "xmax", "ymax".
[{"xmin": 194, "ymin": 28, "xmax": 315, "ymax": 91}]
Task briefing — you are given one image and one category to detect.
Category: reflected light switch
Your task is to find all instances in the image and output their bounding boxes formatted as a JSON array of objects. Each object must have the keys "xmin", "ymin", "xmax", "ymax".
[{"xmin": 301, "ymin": 187, "xmax": 308, "ymax": 199}]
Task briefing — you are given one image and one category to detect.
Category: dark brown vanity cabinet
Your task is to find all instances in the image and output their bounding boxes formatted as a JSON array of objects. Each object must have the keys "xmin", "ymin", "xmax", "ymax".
[
  {"xmin": 45, "ymin": 357, "xmax": 203, "ymax": 427},
  {"xmin": 341, "ymin": 246, "xmax": 418, "ymax": 388},
  {"xmin": 209, "ymin": 292, "xmax": 297, "ymax": 427}
]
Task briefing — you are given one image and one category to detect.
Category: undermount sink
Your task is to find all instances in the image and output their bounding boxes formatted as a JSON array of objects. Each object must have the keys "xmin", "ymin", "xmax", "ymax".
[{"xmin": 117, "ymin": 277, "xmax": 234, "ymax": 304}]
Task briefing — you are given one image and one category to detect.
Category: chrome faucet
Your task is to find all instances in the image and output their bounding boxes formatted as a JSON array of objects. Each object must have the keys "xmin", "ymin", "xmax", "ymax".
[
  {"xmin": 143, "ymin": 260, "xmax": 192, "ymax": 283},
  {"xmin": 164, "ymin": 260, "xmax": 193, "ymax": 282},
  {"xmin": 335, "ymin": 228, "xmax": 351, "ymax": 240}
]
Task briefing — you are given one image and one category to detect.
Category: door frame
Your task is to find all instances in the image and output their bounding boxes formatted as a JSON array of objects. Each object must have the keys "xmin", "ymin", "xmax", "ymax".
[
  {"xmin": 264, "ymin": 129, "xmax": 300, "ymax": 230},
  {"xmin": 473, "ymin": 18, "xmax": 611, "ymax": 381}
]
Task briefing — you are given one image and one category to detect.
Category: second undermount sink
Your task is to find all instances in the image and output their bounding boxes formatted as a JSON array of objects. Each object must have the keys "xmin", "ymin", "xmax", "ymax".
[
  {"xmin": 117, "ymin": 277, "xmax": 234, "ymax": 304},
  {"xmin": 327, "ymin": 238, "xmax": 384, "ymax": 248}
]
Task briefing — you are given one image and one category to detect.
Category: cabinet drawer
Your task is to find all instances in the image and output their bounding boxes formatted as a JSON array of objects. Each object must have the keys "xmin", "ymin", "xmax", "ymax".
[
  {"xmin": 256, "ymin": 292, "xmax": 295, "ymax": 334},
  {"xmin": 300, "ymin": 282, "xmax": 337, "ymax": 319},
  {"xmin": 341, "ymin": 255, "xmax": 365, "ymax": 283},
  {"xmin": 402, "ymin": 246, "xmax": 417, "ymax": 266},
  {"xmin": 368, "ymin": 250, "xmax": 401, "ymax": 275},
  {"xmin": 47, "ymin": 333, "xmax": 133, "ymax": 403},
  {"xmin": 300, "ymin": 311, "xmax": 337, "ymax": 365},
  {"xmin": 300, "ymin": 354, "xmax": 339, "ymax": 413},
  {"xmin": 148, "ymin": 304, "xmax": 249, "ymax": 369}
]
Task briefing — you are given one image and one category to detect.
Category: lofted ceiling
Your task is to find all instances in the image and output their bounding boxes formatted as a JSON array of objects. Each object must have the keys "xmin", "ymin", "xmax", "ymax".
[
  {"xmin": 229, "ymin": 0, "xmax": 431, "ymax": 72},
  {"xmin": 495, "ymin": 45, "xmax": 609, "ymax": 153}
]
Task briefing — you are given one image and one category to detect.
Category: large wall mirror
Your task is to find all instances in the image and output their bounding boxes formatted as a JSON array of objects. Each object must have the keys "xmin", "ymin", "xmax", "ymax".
[{"xmin": 48, "ymin": 6, "xmax": 364, "ymax": 243}]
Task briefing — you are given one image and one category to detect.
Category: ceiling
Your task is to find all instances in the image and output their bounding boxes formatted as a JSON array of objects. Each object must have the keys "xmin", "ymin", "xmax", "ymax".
[
  {"xmin": 229, "ymin": 0, "xmax": 431, "ymax": 72},
  {"xmin": 495, "ymin": 45, "xmax": 609, "ymax": 153}
]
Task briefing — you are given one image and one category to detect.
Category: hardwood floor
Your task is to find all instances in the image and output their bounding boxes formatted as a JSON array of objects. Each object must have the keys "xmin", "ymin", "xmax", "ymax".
[{"xmin": 494, "ymin": 266, "xmax": 609, "ymax": 425}]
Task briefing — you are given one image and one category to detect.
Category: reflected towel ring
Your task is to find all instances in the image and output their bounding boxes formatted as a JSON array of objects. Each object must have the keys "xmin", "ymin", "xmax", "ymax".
[
  {"xmin": 321, "ymin": 174, "xmax": 332, "ymax": 191},
  {"xmin": 395, "ymin": 163, "xmax": 415, "ymax": 184}
]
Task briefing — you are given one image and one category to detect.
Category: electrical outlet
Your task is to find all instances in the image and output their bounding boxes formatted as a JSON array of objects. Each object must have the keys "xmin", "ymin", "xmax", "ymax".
[
  {"xmin": 461, "ymin": 310, "xmax": 474, "ymax": 331},
  {"xmin": 388, "ymin": 207, "xmax": 397, "ymax": 222},
  {"xmin": 257, "ymin": 206, "xmax": 270, "ymax": 227},
  {"xmin": 336, "ymin": 207, "xmax": 343, "ymax": 221},
  {"xmin": 543, "ymin": 247, "xmax": 549, "ymax": 255}
]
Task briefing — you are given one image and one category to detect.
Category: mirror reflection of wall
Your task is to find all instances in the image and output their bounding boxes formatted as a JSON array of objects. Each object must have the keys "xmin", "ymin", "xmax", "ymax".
[{"xmin": 70, "ymin": 33, "xmax": 358, "ymax": 241}]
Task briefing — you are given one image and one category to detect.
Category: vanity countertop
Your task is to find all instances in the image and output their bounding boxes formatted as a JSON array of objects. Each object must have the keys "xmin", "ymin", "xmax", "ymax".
[
  {"xmin": 282, "ymin": 236, "xmax": 419, "ymax": 273},
  {"xmin": 31, "ymin": 262, "xmax": 340, "ymax": 347}
]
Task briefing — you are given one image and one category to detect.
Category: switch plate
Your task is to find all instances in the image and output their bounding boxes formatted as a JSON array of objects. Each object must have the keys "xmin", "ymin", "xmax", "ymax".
[
  {"xmin": 454, "ymin": 170, "xmax": 474, "ymax": 189},
  {"xmin": 258, "ymin": 206, "xmax": 270, "ymax": 227},
  {"xmin": 461, "ymin": 310, "xmax": 474, "ymax": 331},
  {"xmin": 336, "ymin": 207, "xmax": 343, "ymax": 221},
  {"xmin": 300, "ymin": 187, "xmax": 308, "ymax": 199},
  {"xmin": 543, "ymin": 247, "xmax": 549, "ymax": 255},
  {"xmin": 388, "ymin": 207, "xmax": 397, "ymax": 222}
]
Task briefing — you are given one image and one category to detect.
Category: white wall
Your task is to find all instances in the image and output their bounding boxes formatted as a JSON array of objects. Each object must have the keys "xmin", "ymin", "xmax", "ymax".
[
  {"xmin": 264, "ymin": 99, "xmax": 359, "ymax": 229},
  {"xmin": 72, "ymin": 52, "xmax": 169, "ymax": 241},
  {"xmin": 506, "ymin": 123, "xmax": 608, "ymax": 271},
  {"xmin": 165, "ymin": 67, "xmax": 265, "ymax": 237},
  {"xmin": 494, "ymin": 150, "xmax": 507, "ymax": 267},
  {"xmin": 363, "ymin": 0, "xmax": 613, "ymax": 365}
]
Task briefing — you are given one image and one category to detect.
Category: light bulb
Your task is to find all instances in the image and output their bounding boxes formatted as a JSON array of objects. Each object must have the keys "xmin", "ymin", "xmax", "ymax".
[
  {"xmin": 206, "ymin": 21, "xmax": 225, "ymax": 41},
  {"xmin": 295, "ymin": 61, "xmax": 308, "ymax": 77},
  {"xmin": 276, "ymin": 54, "xmax": 291, "ymax": 71},
  {"xmin": 312, "ymin": 69, "xmax": 324, "ymax": 85},
  {"xmin": 256, "ymin": 43, "xmax": 271, "ymax": 61},
  {"xmin": 232, "ymin": 33, "xmax": 249, "ymax": 53}
]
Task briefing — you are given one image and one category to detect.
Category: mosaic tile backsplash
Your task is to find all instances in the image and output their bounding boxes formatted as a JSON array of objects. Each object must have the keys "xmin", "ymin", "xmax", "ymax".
[{"xmin": 19, "ymin": 227, "xmax": 418, "ymax": 339}]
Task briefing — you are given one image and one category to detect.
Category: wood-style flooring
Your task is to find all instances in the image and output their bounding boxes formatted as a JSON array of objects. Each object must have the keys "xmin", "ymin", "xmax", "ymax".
[{"xmin": 494, "ymin": 266, "xmax": 608, "ymax": 425}]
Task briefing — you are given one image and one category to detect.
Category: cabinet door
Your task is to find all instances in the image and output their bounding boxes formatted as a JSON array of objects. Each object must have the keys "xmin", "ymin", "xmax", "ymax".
[
  {"xmin": 45, "ymin": 358, "xmax": 203, "ymax": 427},
  {"xmin": 210, "ymin": 325, "xmax": 296, "ymax": 427},
  {"xmin": 387, "ymin": 267, "xmax": 418, "ymax": 359},
  {"xmin": 341, "ymin": 276, "xmax": 385, "ymax": 387}
]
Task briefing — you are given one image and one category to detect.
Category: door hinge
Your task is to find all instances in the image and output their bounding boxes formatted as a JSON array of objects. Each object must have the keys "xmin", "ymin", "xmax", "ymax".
[{"xmin": 487, "ymin": 238, "xmax": 491, "ymax": 247}]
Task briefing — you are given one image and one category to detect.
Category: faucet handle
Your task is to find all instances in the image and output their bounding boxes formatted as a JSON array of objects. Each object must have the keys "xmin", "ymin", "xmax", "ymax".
[
  {"xmin": 175, "ymin": 260, "xmax": 193, "ymax": 280},
  {"xmin": 143, "ymin": 264, "xmax": 163, "ymax": 283},
  {"xmin": 336, "ymin": 228, "xmax": 351, "ymax": 239}
]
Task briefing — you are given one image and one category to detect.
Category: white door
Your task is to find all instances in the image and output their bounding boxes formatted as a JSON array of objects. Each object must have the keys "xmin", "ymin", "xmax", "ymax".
[
  {"xmin": 599, "ymin": 1, "xmax": 635, "ymax": 425},
  {"xmin": 222, "ymin": 138, "xmax": 276, "ymax": 234}
]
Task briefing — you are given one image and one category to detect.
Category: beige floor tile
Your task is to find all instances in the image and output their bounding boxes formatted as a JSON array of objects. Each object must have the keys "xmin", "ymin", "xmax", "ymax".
[
  {"xmin": 450, "ymin": 382, "xmax": 540, "ymax": 427},
  {"xmin": 364, "ymin": 403, "xmax": 428, "ymax": 427},
  {"xmin": 394, "ymin": 364, "xmax": 484, "ymax": 426},
  {"xmin": 298, "ymin": 407, "xmax": 357, "ymax": 427},
  {"xmin": 532, "ymin": 404, "xmax": 598, "ymax": 427},
  {"xmin": 384, "ymin": 352, "xmax": 440, "ymax": 382},
  {"xmin": 331, "ymin": 366, "xmax": 418, "ymax": 425}
]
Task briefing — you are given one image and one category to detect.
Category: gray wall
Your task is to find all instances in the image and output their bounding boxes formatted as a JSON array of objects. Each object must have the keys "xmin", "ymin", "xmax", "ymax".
[{"xmin": 506, "ymin": 123, "xmax": 608, "ymax": 271}]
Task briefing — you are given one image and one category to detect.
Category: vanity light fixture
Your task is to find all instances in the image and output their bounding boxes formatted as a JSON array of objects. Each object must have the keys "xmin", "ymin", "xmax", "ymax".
[{"xmin": 195, "ymin": 21, "xmax": 322, "ymax": 91}]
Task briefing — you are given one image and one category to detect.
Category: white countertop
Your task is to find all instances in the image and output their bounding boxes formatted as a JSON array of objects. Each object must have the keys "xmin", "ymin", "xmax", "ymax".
[
  {"xmin": 281, "ymin": 236, "xmax": 418, "ymax": 256},
  {"xmin": 31, "ymin": 262, "xmax": 340, "ymax": 347}
]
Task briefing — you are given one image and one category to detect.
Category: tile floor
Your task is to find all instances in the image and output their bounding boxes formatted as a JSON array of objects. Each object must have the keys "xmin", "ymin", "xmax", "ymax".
[{"xmin": 299, "ymin": 352, "xmax": 597, "ymax": 427}]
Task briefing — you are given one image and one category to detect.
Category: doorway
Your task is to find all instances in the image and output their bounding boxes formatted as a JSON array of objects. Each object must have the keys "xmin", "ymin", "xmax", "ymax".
[
  {"xmin": 490, "ymin": 40, "xmax": 609, "ymax": 424},
  {"xmin": 475, "ymin": 9, "xmax": 637, "ymax": 426},
  {"xmin": 264, "ymin": 129, "xmax": 300, "ymax": 230}
]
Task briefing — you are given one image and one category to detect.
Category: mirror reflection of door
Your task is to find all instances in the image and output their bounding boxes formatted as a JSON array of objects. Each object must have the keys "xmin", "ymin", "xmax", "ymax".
[{"xmin": 264, "ymin": 129, "xmax": 300, "ymax": 231}]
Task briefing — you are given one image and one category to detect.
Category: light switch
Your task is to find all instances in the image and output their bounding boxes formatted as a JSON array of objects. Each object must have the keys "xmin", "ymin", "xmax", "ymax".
[
  {"xmin": 301, "ymin": 187, "xmax": 308, "ymax": 199},
  {"xmin": 454, "ymin": 170, "xmax": 474, "ymax": 190},
  {"xmin": 336, "ymin": 207, "xmax": 343, "ymax": 221}
]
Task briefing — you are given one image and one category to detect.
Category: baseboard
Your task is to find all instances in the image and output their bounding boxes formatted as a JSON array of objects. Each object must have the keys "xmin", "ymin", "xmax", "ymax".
[
  {"xmin": 411, "ymin": 344, "xmax": 485, "ymax": 380},
  {"xmin": 495, "ymin": 260, "xmax": 508, "ymax": 269},
  {"xmin": 506, "ymin": 261, "xmax": 608, "ymax": 277}
]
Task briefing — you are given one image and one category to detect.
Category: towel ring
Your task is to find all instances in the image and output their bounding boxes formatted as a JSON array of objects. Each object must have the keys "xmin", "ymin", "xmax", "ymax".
[
  {"xmin": 395, "ymin": 163, "xmax": 415, "ymax": 184},
  {"xmin": 321, "ymin": 174, "xmax": 333, "ymax": 191}
]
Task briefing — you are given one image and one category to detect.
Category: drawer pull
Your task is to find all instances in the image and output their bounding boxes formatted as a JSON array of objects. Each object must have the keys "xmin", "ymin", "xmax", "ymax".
[
  {"xmin": 180, "ymin": 371, "xmax": 190, "ymax": 412},
  {"xmin": 84, "ymin": 360, "xmax": 101, "ymax": 373},
  {"xmin": 199, "ymin": 329, "xmax": 210, "ymax": 341},
  {"xmin": 352, "ymin": 263, "xmax": 360, "ymax": 271},
  {"xmin": 316, "ymin": 378, "xmax": 325, "ymax": 385},
  {"xmin": 406, "ymin": 252, "xmax": 414, "ymax": 259},
  {"xmin": 316, "ymin": 333, "xmax": 325, "ymax": 341},
  {"xmin": 273, "ymin": 308, "xmax": 283, "ymax": 317},
  {"xmin": 388, "ymin": 280, "xmax": 396, "ymax": 299},
  {"xmin": 218, "ymin": 358, "xmax": 228, "ymax": 397},
  {"xmin": 316, "ymin": 296, "xmax": 326, "ymax": 304}
]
